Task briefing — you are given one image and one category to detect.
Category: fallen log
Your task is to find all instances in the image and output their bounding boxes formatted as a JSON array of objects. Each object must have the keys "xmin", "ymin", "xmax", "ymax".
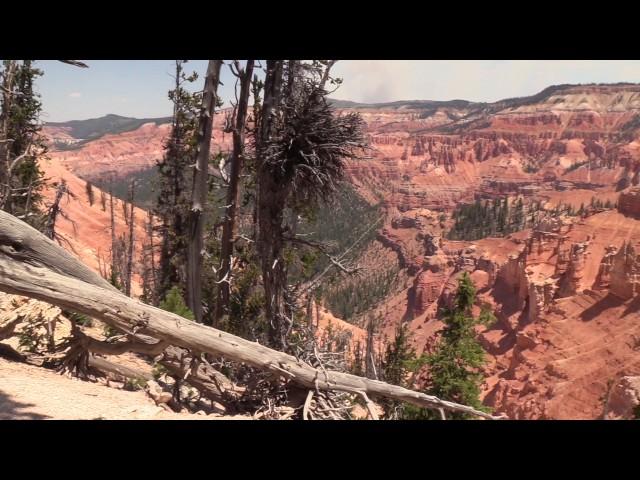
[
  {"xmin": 0, "ymin": 210, "xmax": 501, "ymax": 419},
  {"xmin": 88, "ymin": 355, "xmax": 152, "ymax": 382},
  {"xmin": 159, "ymin": 346, "xmax": 243, "ymax": 406}
]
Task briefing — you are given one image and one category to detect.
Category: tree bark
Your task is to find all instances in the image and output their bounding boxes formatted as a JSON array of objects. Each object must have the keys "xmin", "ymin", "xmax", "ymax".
[
  {"xmin": 214, "ymin": 60, "xmax": 254, "ymax": 325},
  {"xmin": 187, "ymin": 60, "xmax": 222, "ymax": 323},
  {"xmin": 0, "ymin": 210, "xmax": 500, "ymax": 419},
  {"xmin": 256, "ymin": 60, "xmax": 289, "ymax": 349}
]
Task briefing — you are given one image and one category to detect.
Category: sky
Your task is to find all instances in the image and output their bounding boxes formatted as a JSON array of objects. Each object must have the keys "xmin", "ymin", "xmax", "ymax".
[{"xmin": 35, "ymin": 60, "xmax": 640, "ymax": 122}]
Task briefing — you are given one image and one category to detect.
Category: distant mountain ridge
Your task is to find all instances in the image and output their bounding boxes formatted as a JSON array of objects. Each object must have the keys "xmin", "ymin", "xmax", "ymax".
[
  {"xmin": 329, "ymin": 82, "xmax": 640, "ymax": 110},
  {"xmin": 45, "ymin": 114, "xmax": 172, "ymax": 150},
  {"xmin": 46, "ymin": 83, "xmax": 640, "ymax": 146}
]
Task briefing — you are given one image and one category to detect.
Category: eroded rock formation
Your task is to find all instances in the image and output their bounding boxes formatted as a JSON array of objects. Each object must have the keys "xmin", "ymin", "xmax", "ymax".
[
  {"xmin": 609, "ymin": 242, "xmax": 640, "ymax": 300},
  {"xmin": 604, "ymin": 376, "xmax": 640, "ymax": 420}
]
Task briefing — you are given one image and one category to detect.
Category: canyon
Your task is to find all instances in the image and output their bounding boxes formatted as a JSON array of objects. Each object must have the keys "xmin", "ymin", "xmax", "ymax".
[{"xmin": 39, "ymin": 82, "xmax": 640, "ymax": 419}]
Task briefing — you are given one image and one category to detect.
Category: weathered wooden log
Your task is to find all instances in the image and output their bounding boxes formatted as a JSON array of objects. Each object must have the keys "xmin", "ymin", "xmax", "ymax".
[
  {"xmin": 0, "ymin": 211, "xmax": 118, "ymax": 291},
  {"xmin": 87, "ymin": 347, "xmax": 240, "ymax": 408},
  {"xmin": 60, "ymin": 327, "xmax": 239, "ymax": 406},
  {"xmin": 75, "ymin": 330, "xmax": 168, "ymax": 357},
  {"xmin": 88, "ymin": 355, "xmax": 152, "ymax": 382},
  {"xmin": 0, "ymin": 210, "xmax": 501, "ymax": 419},
  {"xmin": 159, "ymin": 346, "xmax": 243, "ymax": 406}
]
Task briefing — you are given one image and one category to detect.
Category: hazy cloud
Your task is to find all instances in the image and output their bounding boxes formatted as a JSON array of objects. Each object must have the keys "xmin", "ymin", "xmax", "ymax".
[
  {"xmin": 330, "ymin": 60, "xmax": 640, "ymax": 104},
  {"xmin": 68, "ymin": 92, "xmax": 82, "ymax": 98}
]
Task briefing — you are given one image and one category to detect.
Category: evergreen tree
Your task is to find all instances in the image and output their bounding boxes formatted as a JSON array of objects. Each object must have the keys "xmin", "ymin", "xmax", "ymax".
[
  {"xmin": 383, "ymin": 322, "xmax": 416, "ymax": 386},
  {"xmin": 159, "ymin": 286, "xmax": 195, "ymax": 320},
  {"xmin": 424, "ymin": 272, "xmax": 494, "ymax": 419},
  {"xmin": 0, "ymin": 60, "xmax": 47, "ymax": 227},
  {"xmin": 448, "ymin": 196, "xmax": 536, "ymax": 241},
  {"xmin": 154, "ymin": 61, "xmax": 201, "ymax": 300},
  {"xmin": 380, "ymin": 322, "xmax": 420, "ymax": 418}
]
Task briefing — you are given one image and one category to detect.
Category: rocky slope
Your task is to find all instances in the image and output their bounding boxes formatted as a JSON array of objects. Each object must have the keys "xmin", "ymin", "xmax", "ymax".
[
  {"xmin": 338, "ymin": 84, "xmax": 640, "ymax": 419},
  {"xmin": 348, "ymin": 84, "xmax": 640, "ymax": 213},
  {"xmin": 39, "ymin": 157, "xmax": 149, "ymax": 295},
  {"xmin": 0, "ymin": 356, "xmax": 248, "ymax": 420}
]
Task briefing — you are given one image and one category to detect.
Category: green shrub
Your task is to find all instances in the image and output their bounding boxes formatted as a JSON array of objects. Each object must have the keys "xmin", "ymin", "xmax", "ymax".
[
  {"xmin": 159, "ymin": 286, "xmax": 195, "ymax": 320},
  {"xmin": 66, "ymin": 311, "xmax": 93, "ymax": 327},
  {"xmin": 124, "ymin": 377, "xmax": 148, "ymax": 391}
]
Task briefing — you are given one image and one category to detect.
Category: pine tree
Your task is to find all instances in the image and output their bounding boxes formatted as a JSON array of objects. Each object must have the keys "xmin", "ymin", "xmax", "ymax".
[
  {"xmin": 154, "ymin": 61, "xmax": 201, "ymax": 301},
  {"xmin": 424, "ymin": 272, "xmax": 494, "ymax": 419},
  {"xmin": 382, "ymin": 322, "xmax": 416, "ymax": 386},
  {"xmin": 0, "ymin": 60, "xmax": 47, "ymax": 227},
  {"xmin": 379, "ymin": 322, "xmax": 431, "ymax": 419},
  {"xmin": 159, "ymin": 286, "xmax": 195, "ymax": 320}
]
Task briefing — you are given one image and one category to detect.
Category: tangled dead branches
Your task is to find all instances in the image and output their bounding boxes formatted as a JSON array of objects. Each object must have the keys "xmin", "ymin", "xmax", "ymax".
[{"xmin": 287, "ymin": 323, "xmax": 356, "ymax": 420}]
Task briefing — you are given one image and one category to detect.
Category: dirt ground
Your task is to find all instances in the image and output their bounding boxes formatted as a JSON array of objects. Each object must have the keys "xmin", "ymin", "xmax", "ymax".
[{"xmin": 0, "ymin": 357, "xmax": 249, "ymax": 420}]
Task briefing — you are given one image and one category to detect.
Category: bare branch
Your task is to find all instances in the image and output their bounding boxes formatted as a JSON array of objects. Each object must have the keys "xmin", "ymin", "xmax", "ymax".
[{"xmin": 57, "ymin": 60, "xmax": 89, "ymax": 68}]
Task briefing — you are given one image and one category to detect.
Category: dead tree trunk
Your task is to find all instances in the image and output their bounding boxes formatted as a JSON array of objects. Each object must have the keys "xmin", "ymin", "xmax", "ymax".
[
  {"xmin": 109, "ymin": 184, "xmax": 117, "ymax": 284},
  {"xmin": 44, "ymin": 180, "xmax": 67, "ymax": 240},
  {"xmin": 124, "ymin": 181, "xmax": 136, "ymax": 296},
  {"xmin": 187, "ymin": 59, "xmax": 223, "ymax": 323},
  {"xmin": 0, "ymin": 210, "xmax": 501, "ymax": 419},
  {"xmin": 214, "ymin": 60, "xmax": 254, "ymax": 325},
  {"xmin": 141, "ymin": 209, "xmax": 158, "ymax": 305},
  {"xmin": 365, "ymin": 316, "xmax": 378, "ymax": 380},
  {"xmin": 255, "ymin": 60, "xmax": 288, "ymax": 349}
]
